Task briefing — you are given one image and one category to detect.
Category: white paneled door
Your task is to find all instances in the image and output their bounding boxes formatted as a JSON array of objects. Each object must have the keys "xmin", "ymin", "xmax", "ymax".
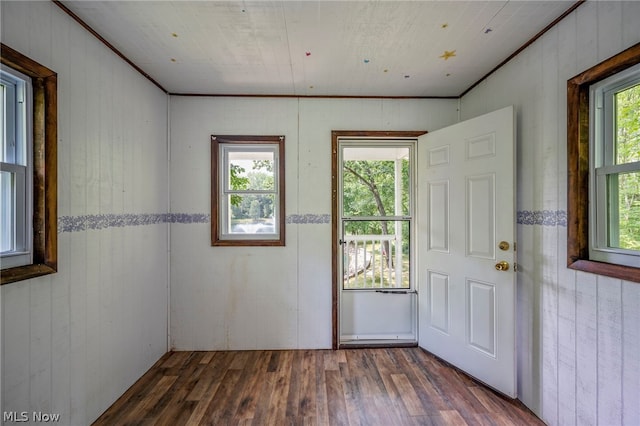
[{"xmin": 417, "ymin": 106, "xmax": 516, "ymax": 397}]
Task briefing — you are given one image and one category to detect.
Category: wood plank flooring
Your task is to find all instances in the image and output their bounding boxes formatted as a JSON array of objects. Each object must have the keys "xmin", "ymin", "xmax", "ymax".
[{"xmin": 93, "ymin": 348, "xmax": 544, "ymax": 425}]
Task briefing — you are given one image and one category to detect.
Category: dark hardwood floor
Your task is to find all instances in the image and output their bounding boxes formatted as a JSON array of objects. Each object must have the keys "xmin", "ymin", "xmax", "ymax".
[{"xmin": 93, "ymin": 347, "xmax": 545, "ymax": 425}]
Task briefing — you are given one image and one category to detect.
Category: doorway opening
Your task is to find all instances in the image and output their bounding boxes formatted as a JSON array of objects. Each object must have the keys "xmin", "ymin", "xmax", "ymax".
[{"xmin": 331, "ymin": 130, "xmax": 425, "ymax": 349}]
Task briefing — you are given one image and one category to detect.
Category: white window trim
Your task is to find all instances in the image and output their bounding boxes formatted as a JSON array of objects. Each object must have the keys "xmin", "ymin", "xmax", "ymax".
[
  {"xmin": 1, "ymin": 65, "xmax": 33, "ymax": 269},
  {"xmin": 589, "ymin": 62, "xmax": 640, "ymax": 268},
  {"xmin": 219, "ymin": 143, "xmax": 280, "ymax": 241}
]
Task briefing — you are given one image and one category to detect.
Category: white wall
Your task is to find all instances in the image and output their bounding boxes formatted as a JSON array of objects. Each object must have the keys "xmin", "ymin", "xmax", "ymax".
[
  {"xmin": 169, "ymin": 96, "xmax": 458, "ymax": 350},
  {"xmin": 1, "ymin": 2, "xmax": 169, "ymax": 425},
  {"xmin": 460, "ymin": 1, "xmax": 640, "ymax": 424}
]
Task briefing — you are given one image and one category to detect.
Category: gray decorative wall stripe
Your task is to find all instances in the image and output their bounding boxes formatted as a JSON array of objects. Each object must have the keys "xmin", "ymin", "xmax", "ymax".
[
  {"xmin": 59, "ymin": 211, "xmax": 563, "ymax": 232},
  {"xmin": 287, "ymin": 214, "xmax": 331, "ymax": 224},
  {"xmin": 517, "ymin": 210, "xmax": 567, "ymax": 226},
  {"xmin": 166, "ymin": 213, "xmax": 210, "ymax": 224},
  {"xmin": 58, "ymin": 213, "xmax": 169, "ymax": 233},
  {"xmin": 58, "ymin": 213, "xmax": 332, "ymax": 232}
]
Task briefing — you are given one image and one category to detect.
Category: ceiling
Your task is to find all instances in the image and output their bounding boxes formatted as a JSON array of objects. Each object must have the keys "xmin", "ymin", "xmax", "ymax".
[{"xmin": 59, "ymin": 0, "xmax": 581, "ymax": 97}]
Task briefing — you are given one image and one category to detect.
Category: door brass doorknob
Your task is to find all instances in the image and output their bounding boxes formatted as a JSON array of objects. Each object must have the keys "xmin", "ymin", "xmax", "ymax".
[{"xmin": 495, "ymin": 261, "xmax": 510, "ymax": 271}]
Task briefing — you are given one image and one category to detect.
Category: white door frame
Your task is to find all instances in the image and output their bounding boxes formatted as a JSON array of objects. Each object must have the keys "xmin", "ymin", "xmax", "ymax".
[{"xmin": 331, "ymin": 130, "xmax": 426, "ymax": 349}]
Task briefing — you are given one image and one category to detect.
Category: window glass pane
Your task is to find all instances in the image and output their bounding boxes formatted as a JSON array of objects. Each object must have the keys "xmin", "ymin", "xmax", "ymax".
[
  {"xmin": 227, "ymin": 150, "xmax": 275, "ymax": 191},
  {"xmin": 342, "ymin": 147, "xmax": 411, "ymax": 217},
  {"xmin": 615, "ymin": 82, "xmax": 640, "ymax": 165},
  {"xmin": 1, "ymin": 83, "xmax": 4, "ymax": 134},
  {"xmin": 1, "ymin": 75, "xmax": 19, "ymax": 165},
  {"xmin": 0, "ymin": 170, "xmax": 14, "ymax": 252},
  {"xmin": 1, "ymin": 81, "xmax": 7, "ymax": 163},
  {"xmin": 228, "ymin": 194, "xmax": 276, "ymax": 234},
  {"xmin": 608, "ymin": 171, "xmax": 640, "ymax": 250}
]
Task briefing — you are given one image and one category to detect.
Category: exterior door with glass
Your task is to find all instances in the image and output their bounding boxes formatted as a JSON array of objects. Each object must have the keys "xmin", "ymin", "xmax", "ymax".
[{"xmin": 338, "ymin": 140, "xmax": 417, "ymax": 346}]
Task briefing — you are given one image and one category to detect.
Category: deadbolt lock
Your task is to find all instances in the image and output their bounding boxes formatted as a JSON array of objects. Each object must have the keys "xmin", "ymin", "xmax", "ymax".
[
  {"xmin": 495, "ymin": 261, "xmax": 510, "ymax": 271},
  {"xmin": 499, "ymin": 241, "xmax": 510, "ymax": 251}
]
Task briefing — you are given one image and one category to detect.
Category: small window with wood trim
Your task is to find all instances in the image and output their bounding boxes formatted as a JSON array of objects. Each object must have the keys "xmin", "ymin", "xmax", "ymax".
[
  {"xmin": 567, "ymin": 43, "xmax": 640, "ymax": 282},
  {"xmin": 211, "ymin": 135, "xmax": 285, "ymax": 246}
]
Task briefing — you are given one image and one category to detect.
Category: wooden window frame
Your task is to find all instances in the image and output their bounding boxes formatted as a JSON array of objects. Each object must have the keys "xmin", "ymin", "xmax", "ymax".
[
  {"xmin": 211, "ymin": 135, "xmax": 285, "ymax": 247},
  {"xmin": 0, "ymin": 44, "xmax": 57, "ymax": 285},
  {"xmin": 567, "ymin": 42, "xmax": 640, "ymax": 282}
]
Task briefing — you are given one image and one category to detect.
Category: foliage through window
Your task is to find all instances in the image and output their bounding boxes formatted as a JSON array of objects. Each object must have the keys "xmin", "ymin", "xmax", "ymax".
[
  {"xmin": 340, "ymin": 145, "xmax": 414, "ymax": 290},
  {"xmin": 211, "ymin": 135, "xmax": 285, "ymax": 246},
  {"xmin": 1, "ymin": 64, "xmax": 32, "ymax": 269},
  {"xmin": 342, "ymin": 148, "xmax": 412, "ymax": 257},
  {"xmin": 591, "ymin": 72, "xmax": 640, "ymax": 259},
  {"xmin": 567, "ymin": 42, "xmax": 640, "ymax": 282}
]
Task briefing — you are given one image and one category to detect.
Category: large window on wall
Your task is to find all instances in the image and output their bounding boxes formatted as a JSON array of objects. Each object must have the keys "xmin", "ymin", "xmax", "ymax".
[
  {"xmin": 591, "ymin": 64, "xmax": 640, "ymax": 266},
  {"xmin": 211, "ymin": 135, "xmax": 285, "ymax": 246},
  {"xmin": 567, "ymin": 43, "xmax": 640, "ymax": 282},
  {"xmin": 0, "ymin": 44, "xmax": 57, "ymax": 285}
]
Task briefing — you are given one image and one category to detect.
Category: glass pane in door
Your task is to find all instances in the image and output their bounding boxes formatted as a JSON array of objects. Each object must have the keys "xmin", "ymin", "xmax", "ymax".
[{"xmin": 342, "ymin": 147, "xmax": 411, "ymax": 217}]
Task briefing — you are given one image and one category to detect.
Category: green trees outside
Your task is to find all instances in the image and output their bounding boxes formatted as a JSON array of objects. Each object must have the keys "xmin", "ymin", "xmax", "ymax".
[
  {"xmin": 342, "ymin": 158, "xmax": 411, "ymax": 288},
  {"xmin": 342, "ymin": 158, "xmax": 411, "ymax": 255},
  {"xmin": 342, "ymin": 159, "xmax": 409, "ymax": 221},
  {"xmin": 229, "ymin": 164, "xmax": 249, "ymax": 208},
  {"xmin": 229, "ymin": 161, "xmax": 274, "ymax": 223},
  {"xmin": 615, "ymin": 83, "xmax": 640, "ymax": 250}
]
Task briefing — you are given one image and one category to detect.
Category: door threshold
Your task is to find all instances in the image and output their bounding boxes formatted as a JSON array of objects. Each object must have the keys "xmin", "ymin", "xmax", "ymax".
[{"xmin": 339, "ymin": 339, "xmax": 417, "ymax": 349}]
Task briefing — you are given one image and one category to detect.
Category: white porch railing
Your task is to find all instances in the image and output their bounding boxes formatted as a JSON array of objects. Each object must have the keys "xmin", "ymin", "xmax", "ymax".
[{"xmin": 342, "ymin": 234, "xmax": 408, "ymax": 289}]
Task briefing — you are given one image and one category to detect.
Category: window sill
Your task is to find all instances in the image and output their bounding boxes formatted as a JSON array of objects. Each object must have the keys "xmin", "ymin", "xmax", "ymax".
[
  {"xmin": 568, "ymin": 258, "xmax": 639, "ymax": 283},
  {"xmin": 1, "ymin": 263, "xmax": 57, "ymax": 285}
]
